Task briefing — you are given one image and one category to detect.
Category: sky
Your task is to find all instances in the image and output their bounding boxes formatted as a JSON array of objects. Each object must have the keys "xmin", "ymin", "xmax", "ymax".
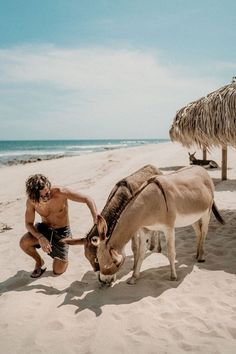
[{"xmin": 0, "ymin": 0, "xmax": 235, "ymax": 140}]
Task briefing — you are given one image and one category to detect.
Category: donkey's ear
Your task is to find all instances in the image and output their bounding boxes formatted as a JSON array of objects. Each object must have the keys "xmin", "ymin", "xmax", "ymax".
[
  {"xmin": 97, "ymin": 214, "xmax": 108, "ymax": 240},
  {"xmin": 188, "ymin": 152, "xmax": 190, "ymax": 156},
  {"xmin": 91, "ymin": 236, "xmax": 100, "ymax": 247}
]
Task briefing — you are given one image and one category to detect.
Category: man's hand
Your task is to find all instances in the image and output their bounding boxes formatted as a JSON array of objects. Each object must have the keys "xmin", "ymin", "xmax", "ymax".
[{"xmin": 39, "ymin": 236, "xmax": 52, "ymax": 254}]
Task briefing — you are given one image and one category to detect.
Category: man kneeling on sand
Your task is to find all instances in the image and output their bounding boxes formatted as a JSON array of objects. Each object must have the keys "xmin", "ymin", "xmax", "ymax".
[{"xmin": 19, "ymin": 174, "xmax": 98, "ymax": 278}]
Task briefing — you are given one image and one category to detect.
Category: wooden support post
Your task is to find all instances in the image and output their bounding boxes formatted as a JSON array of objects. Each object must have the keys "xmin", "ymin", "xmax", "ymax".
[
  {"xmin": 222, "ymin": 146, "xmax": 227, "ymax": 180},
  {"xmin": 203, "ymin": 148, "xmax": 207, "ymax": 160}
]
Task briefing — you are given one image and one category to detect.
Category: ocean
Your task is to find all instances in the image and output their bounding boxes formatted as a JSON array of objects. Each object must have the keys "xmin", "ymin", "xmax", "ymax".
[{"xmin": 0, "ymin": 139, "xmax": 169, "ymax": 167}]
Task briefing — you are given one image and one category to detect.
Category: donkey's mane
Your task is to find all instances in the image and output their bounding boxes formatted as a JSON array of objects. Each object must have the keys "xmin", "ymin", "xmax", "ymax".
[
  {"xmin": 106, "ymin": 176, "xmax": 168, "ymax": 241},
  {"xmin": 86, "ymin": 164, "xmax": 161, "ymax": 240},
  {"xmin": 86, "ymin": 179, "xmax": 135, "ymax": 240},
  {"xmin": 102, "ymin": 181, "xmax": 133, "ymax": 237}
]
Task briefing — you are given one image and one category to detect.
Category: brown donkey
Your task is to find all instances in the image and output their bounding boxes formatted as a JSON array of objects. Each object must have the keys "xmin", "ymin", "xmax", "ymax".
[{"xmin": 92, "ymin": 165, "xmax": 224, "ymax": 285}]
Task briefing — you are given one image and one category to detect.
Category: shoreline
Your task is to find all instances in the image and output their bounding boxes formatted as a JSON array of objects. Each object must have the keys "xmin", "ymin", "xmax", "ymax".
[
  {"xmin": 0, "ymin": 154, "xmax": 65, "ymax": 167},
  {"xmin": 0, "ymin": 141, "xmax": 235, "ymax": 200},
  {"xmin": 0, "ymin": 138, "xmax": 170, "ymax": 168}
]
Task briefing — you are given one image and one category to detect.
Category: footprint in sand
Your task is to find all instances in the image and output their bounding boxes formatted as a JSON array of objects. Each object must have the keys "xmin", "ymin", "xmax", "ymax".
[{"xmin": 46, "ymin": 320, "xmax": 64, "ymax": 330}]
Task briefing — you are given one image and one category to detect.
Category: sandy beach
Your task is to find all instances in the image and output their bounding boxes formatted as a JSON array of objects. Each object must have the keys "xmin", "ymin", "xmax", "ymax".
[{"xmin": 0, "ymin": 141, "xmax": 236, "ymax": 354}]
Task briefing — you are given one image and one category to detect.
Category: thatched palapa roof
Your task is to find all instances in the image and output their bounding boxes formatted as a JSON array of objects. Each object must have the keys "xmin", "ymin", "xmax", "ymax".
[
  {"xmin": 169, "ymin": 81, "xmax": 236, "ymax": 149},
  {"xmin": 169, "ymin": 80, "xmax": 236, "ymax": 180}
]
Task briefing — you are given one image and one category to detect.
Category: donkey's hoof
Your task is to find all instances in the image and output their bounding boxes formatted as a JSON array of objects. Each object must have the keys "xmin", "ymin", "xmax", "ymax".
[
  {"xmin": 170, "ymin": 274, "xmax": 177, "ymax": 281},
  {"xmin": 127, "ymin": 277, "xmax": 137, "ymax": 285},
  {"xmin": 197, "ymin": 259, "xmax": 206, "ymax": 263}
]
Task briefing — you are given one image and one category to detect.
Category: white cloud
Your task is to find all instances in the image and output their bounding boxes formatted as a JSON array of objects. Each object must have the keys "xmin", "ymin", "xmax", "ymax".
[{"xmin": 0, "ymin": 45, "xmax": 225, "ymax": 139}]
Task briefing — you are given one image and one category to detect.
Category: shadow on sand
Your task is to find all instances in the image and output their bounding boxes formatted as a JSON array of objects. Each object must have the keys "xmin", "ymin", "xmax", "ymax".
[
  {"xmin": 213, "ymin": 178, "xmax": 236, "ymax": 192},
  {"xmin": 1, "ymin": 209, "xmax": 235, "ymax": 317},
  {"xmin": 0, "ymin": 269, "xmax": 59, "ymax": 296}
]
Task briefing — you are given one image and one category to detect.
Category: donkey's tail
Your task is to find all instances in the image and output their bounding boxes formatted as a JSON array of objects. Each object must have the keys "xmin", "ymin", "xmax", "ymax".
[{"xmin": 212, "ymin": 201, "xmax": 225, "ymax": 225}]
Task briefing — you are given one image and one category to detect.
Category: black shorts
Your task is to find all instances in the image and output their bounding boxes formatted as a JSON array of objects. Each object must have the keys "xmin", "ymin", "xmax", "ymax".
[{"xmin": 35, "ymin": 223, "xmax": 72, "ymax": 261}]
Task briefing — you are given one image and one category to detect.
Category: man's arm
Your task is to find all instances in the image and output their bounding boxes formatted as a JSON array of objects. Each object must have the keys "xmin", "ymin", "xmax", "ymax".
[
  {"xmin": 61, "ymin": 188, "xmax": 98, "ymax": 224},
  {"xmin": 25, "ymin": 200, "xmax": 43, "ymax": 240},
  {"xmin": 25, "ymin": 200, "xmax": 52, "ymax": 253}
]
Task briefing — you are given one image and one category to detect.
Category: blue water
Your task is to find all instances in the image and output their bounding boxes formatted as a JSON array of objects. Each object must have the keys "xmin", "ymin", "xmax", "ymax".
[{"xmin": 0, "ymin": 139, "xmax": 169, "ymax": 167}]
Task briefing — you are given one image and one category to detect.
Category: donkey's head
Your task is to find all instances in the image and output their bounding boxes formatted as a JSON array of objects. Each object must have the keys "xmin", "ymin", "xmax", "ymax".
[
  {"xmin": 63, "ymin": 215, "xmax": 125, "ymax": 283},
  {"xmin": 62, "ymin": 235, "xmax": 100, "ymax": 272},
  {"xmin": 90, "ymin": 215, "xmax": 125, "ymax": 284},
  {"xmin": 188, "ymin": 152, "xmax": 196, "ymax": 163}
]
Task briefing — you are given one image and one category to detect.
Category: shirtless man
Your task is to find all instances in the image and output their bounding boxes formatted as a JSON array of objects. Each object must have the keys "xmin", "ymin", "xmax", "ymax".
[{"xmin": 19, "ymin": 174, "xmax": 98, "ymax": 278}]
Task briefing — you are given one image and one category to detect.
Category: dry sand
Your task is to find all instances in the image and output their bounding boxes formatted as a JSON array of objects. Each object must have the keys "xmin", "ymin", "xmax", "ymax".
[{"xmin": 0, "ymin": 142, "xmax": 236, "ymax": 354}]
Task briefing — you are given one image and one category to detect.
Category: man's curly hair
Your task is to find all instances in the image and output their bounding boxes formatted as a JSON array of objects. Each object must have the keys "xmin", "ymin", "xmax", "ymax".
[{"xmin": 26, "ymin": 174, "xmax": 51, "ymax": 202}]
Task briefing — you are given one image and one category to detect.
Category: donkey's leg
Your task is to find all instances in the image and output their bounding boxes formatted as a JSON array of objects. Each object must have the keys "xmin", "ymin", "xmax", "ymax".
[
  {"xmin": 192, "ymin": 212, "xmax": 211, "ymax": 262},
  {"xmin": 164, "ymin": 228, "xmax": 177, "ymax": 280},
  {"xmin": 128, "ymin": 228, "xmax": 147, "ymax": 285},
  {"xmin": 197, "ymin": 211, "xmax": 211, "ymax": 262},
  {"xmin": 192, "ymin": 220, "xmax": 202, "ymax": 260},
  {"xmin": 149, "ymin": 230, "xmax": 162, "ymax": 253},
  {"xmin": 131, "ymin": 232, "xmax": 140, "ymax": 271},
  {"xmin": 157, "ymin": 231, "xmax": 162, "ymax": 253}
]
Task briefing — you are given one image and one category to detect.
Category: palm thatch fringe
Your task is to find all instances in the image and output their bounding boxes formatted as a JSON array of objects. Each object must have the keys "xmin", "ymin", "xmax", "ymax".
[{"xmin": 169, "ymin": 82, "xmax": 236, "ymax": 149}]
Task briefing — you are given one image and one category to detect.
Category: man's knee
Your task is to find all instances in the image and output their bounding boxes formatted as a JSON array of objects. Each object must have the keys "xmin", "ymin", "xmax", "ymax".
[
  {"xmin": 19, "ymin": 232, "xmax": 37, "ymax": 251},
  {"xmin": 19, "ymin": 233, "xmax": 30, "ymax": 250},
  {"xmin": 53, "ymin": 259, "xmax": 68, "ymax": 275}
]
